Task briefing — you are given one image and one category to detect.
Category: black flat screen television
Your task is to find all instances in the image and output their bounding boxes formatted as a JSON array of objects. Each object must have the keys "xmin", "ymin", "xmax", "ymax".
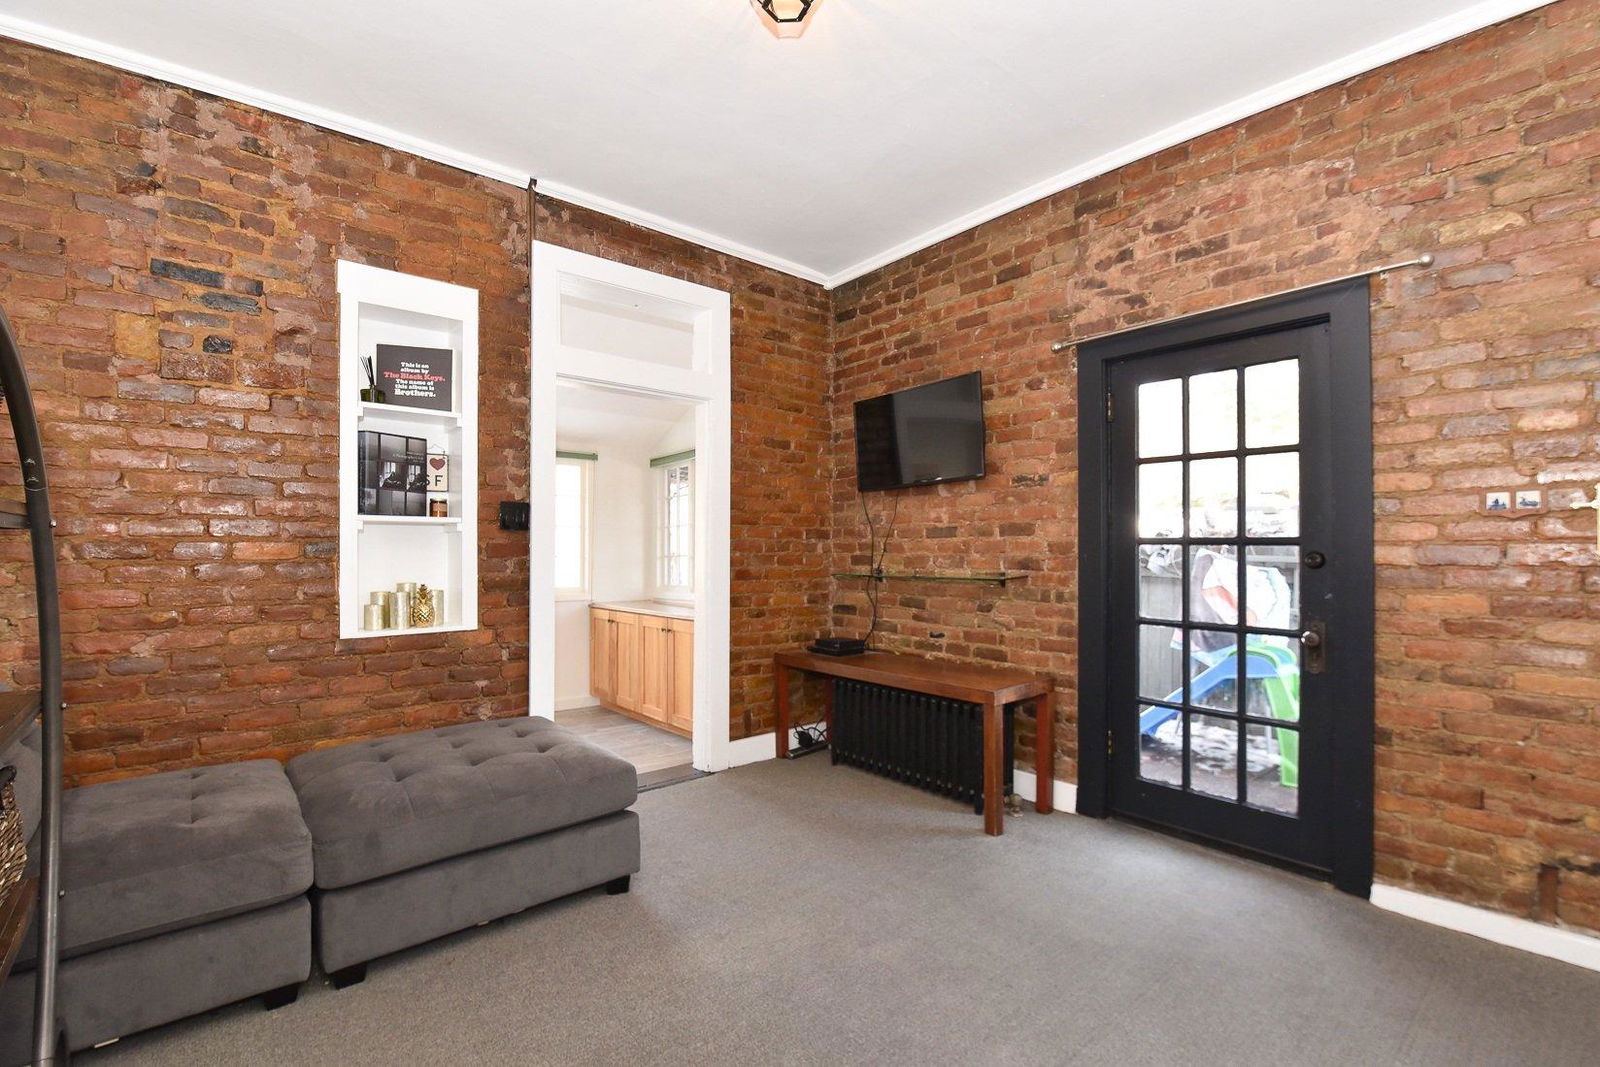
[{"xmin": 854, "ymin": 371, "xmax": 986, "ymax": 492}]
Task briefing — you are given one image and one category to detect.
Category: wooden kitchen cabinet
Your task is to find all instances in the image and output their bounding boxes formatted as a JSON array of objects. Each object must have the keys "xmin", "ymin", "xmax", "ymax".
[
  {"xmin": 638, "ymin": 616, "xmax": 673, "ymax": 723},
  {"xmin": 667, "ymin": 618, "xmax": 693, "ymax": 733},
  {"xmin": 589, "ymin": 609, "xmax": 615, "ymax": 705},
  {"xmin": 590, "ymin": 605, "xmax": 692, "ymax": 737},
  {"xmin": 613, "ymin": 610, "xmax": 642, "ymax": 713}
]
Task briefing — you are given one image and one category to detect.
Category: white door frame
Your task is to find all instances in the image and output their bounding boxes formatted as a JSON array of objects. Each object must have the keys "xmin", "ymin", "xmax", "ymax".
[{"xmin": 531, "ymin": 242, "xmax": 748, "ymax": 771}]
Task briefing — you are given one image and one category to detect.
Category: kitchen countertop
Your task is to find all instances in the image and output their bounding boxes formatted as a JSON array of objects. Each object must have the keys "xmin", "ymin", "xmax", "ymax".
[{"xmin": 590, "ymin": 600, "xmax": 694, "ymax": 620}]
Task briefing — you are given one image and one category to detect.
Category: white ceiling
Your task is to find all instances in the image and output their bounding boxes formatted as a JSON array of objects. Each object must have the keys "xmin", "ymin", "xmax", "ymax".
[
  {"xmin": 0, "ymin": 0, "xmax": 1549, "ymax": 286},
  {"xmin": 556, "ymin": 382, "xmax": 695, "ymax": 454}
]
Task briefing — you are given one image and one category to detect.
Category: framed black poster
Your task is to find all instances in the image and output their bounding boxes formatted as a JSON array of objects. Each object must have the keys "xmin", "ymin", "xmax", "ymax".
[{"xmin": 374, "ymin": 344, "xmax": 454, "ymax": 411}]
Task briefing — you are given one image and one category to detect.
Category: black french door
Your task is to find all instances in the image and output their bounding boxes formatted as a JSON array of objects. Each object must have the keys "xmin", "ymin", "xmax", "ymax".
[{"xmin": 1078, "ymin": 281, "xmax": 1374, "ymax": 895}]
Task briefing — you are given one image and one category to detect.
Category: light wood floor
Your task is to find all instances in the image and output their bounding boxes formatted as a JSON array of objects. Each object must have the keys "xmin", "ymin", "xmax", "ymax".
[{"xmin": 556, "ymin": 705, "xmax": 692, "ymax": 774}]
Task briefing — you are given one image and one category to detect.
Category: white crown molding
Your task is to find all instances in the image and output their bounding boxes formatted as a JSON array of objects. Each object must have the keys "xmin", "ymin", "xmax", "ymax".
[
  {"xmin": 1371, "ymin": 884, "xmax": 1600, "ymax": 973},
  {"xmin": 534, "ymin": 179, "xmax": 828, "ymax": 285},
  {"xmin": 0, "ymin": 1, "xmax": 1557, "ymax": 292},
  {"xmin": 821, "ymin": 0, "xmax": 1556, "ymax": 288},
  {"xmin": 0, "ymin": 13, "xmax": 828, "ymax": 287},
  {"xmin": 0, "ymin": 13, "xmax": 530, "ymax": 188}
]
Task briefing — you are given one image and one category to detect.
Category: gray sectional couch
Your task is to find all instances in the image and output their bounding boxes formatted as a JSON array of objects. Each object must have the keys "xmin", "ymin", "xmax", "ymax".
[
  {"xmin": 286, "ymin": 718, "xmax": 640, "ymax": 984},
  {"xmin": 0, "ymin": 749, "xmax": 313, "ymax": 1064},
  {"xmin": 0, "ymin": 716, "xmax": 640, "ymax": 1062}
]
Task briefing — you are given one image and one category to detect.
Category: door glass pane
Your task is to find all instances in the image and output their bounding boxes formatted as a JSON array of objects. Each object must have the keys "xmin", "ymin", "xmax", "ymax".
[
  {"xmin": 1247, "ymin": 724, "xmax": 1299, "ymax": 816},
  {"xmin": 1187, "ymin": 545, "xmax": 1239, "ymax": 626},
  {"xmin": 1188, "ymin": 458, "xmax": 1238, "ymax": 537},
  {"xmin": 1138, "ymin": 462, "xmax": 1184, "ymax": 538},
  {"xmin": 1139, "ymin": 624, "xmax": 1184, "ymax": 703},
  {"xmin": 1187, "ymin": 369, "xmax": 1237, "ymax": 454},
  {"xmin": 1244, "ymin": 547, "xmax": 1299, "ymax": 629},
  {"xmin": 1188, "ymin": 713, "xmax": 1239, "ymax": 801},
  {"xmin": 1189, "ymin": 631, "xmax": 1238, "ymax": 714},
  {"xmin": 1138, "ymin": 379, "xmax": 1183, "ymax": 458},
  {"xmin": 1245, "ymin": 360, "xmax": 1299, "ymax": 448},
  {"xmin": 1139, "ymin": 705, "xmax": 1183, "ymax": 787},
  {"xmin": 1138, "ymin": 544, "xmax": 1183, "ymax": 621},
  {"xmin": 1245, "ymin": 636, "xmax": 1300, "ymax": 724},
  {"xmin": 1245, "ymin": 452, "xmax": 1298, "ymax": 536}
]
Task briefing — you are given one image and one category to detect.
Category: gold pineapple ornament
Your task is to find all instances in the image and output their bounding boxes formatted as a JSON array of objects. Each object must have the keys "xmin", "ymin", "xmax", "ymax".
[{"xmin": 410, "ymin": 584, "xmax": 435, "ymax": 628}]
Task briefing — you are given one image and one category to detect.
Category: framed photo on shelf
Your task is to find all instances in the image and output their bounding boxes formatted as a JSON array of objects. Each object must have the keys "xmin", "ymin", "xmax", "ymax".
[{"xmin": 375, "ymin": 344, "xmax": 454, "ymax": 411}]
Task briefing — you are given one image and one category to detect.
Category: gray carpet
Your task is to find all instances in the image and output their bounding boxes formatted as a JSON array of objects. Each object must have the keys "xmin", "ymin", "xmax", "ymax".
[{"xmin": 89, "ymin": 758, "xmax": 1600, "ymax": 1066}]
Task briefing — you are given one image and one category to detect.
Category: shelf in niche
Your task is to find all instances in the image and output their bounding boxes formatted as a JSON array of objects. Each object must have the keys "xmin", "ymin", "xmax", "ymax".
[
  {"xmin": 359, "ymin": 402, "xmax": 462, "ymax": 424},
  {"xmin": 338, "ymin": 260, "xmax": 479, "ymax": 641},
  {"xmin": 833, "ymin": 571, "xmax": 1031, "ymax": 587},
  {"xmin": 356, "ymin": 515, "xmax": 464, "ymax": 527},
  {"xmin": 351, "ymin": 622, "xmax": 475, "ymax": 639}
]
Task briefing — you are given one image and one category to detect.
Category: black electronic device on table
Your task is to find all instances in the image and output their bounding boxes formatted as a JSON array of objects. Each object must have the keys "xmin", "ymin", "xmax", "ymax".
[{"xmin": 808, "ymin": 637, "xmax": 867, "ymax": 657}]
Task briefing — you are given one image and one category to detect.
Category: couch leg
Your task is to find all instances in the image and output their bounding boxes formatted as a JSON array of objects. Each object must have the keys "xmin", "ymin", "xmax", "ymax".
[
  {"xmin": 328, "ymin": 963, "xmax": 368, "ymax": 989},
  {"xmin": 262, "ymin": 984, "xmax": 300, "ymax": 1011},
  {"xmin": 604, "ymin": 875, "xmax": 631, "ymax": 896}
]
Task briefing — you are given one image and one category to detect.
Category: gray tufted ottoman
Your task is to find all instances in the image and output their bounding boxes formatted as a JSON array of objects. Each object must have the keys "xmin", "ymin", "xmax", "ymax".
[
  {"xmin": 285, "ymin": 716, "xmax": 639, "ymax": 984},
  {"xmin": 0, "ymin": 743, "xmax": 313, "ymax": 1063}
]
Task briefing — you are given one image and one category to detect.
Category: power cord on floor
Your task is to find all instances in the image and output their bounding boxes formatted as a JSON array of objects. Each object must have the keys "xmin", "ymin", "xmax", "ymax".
[{"xmin": 788, "ymin": 721, "xmax": 829, "ymax": 757}]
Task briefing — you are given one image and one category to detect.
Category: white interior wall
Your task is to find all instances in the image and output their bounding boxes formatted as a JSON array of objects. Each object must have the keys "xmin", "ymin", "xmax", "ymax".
[
  {"xmin": 655, "ymin": 410, "xmax": 696, "ymax": 456},
  {"xmin": 560, "ymin": 294, "xmax": 696, "ymax": 370}
]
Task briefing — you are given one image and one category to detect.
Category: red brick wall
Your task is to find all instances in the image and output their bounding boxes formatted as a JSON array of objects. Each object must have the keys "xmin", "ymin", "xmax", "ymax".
[
  {"xmin": 830, "ymin": 0, "xmax": 1600, "ymax": 932},
  {"xmin": 2, "ymin": 0, "xmax": 1596, "ymax": 937},
  {"xmin": 534, "ymin": 198, "xmax": 833, "ymax": 738},
  {"xmin": 0, "ymin": 33, "xmax": 833, "ymax": 782},
  {"xmin": 0, "ymin": 39, "xmax": 537, "ymax": 784}
]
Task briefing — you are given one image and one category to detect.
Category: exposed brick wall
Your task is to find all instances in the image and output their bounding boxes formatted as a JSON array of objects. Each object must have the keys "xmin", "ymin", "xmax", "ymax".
[
  {"xmin": 534, "ymin": 198, "xmax": 833, "ymax": 738},
  {"xmin": 0, "ymin": 39, "xmax": 538, "ymax": 784},
  {"xmin": 0, "ymin": 33, "xmax": 833, "ymax": 782},
  {"xmin": 2, "ymin": 0, "xmax": 1595, "ymax": 938},
  {"xmin": 830, "ymin": 0, "xmax": 1600, "ymax": 932}
]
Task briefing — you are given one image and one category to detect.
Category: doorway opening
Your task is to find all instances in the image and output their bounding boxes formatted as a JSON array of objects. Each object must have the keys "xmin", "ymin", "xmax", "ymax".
[
  {"xmin": 552, "ymin": 381, "xmax": 700, "ymax": 786},
  {"xmin": 531, "ymin": 242, "xmax": 740, "ymax": 774}
]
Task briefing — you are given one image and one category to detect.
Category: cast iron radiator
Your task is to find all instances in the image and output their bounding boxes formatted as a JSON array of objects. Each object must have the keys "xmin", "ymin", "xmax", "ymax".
[{"xmin": 831, "ymin": 679, "xmax": 1014, "ymax": 812}]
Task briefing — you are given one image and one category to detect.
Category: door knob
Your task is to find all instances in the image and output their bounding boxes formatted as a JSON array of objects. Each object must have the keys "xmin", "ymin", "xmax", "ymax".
[{"xmin": 1301, "ymin": 621, "xmax": 1327, "ymax": 673}]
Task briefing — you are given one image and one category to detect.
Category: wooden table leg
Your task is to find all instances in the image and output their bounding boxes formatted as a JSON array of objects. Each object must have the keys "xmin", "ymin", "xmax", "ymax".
[
  {"xmin": 1035, "ymin": 690, "xmax": 1054, "ymax": 814},
  {"xmin": 774, "ymin": 661, "xmax": 791, "ymax": 759},
  {"xmin": 982, "ymin": 697, "xmax": 1003, "ymax": 836}
]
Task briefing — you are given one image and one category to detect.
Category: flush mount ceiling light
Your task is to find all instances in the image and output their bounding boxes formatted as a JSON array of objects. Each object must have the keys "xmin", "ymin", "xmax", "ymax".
[{"xmin": 750, "ymin": 0, "xmax": 822, "ymax": 39}]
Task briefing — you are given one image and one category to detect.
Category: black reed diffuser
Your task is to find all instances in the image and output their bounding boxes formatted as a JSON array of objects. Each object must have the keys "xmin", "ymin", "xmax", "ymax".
[{"xmin": 359, "ymin": 356, "xmax": 385, "ymax": 404}]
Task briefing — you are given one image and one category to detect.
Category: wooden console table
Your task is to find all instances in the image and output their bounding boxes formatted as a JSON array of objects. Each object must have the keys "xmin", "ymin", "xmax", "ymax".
[{"xmin": 773, "ymin": 650, "xmax": 1053, "ymax": 836}]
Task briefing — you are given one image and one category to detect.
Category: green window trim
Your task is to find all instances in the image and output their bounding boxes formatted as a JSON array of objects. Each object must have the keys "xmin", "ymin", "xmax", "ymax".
[
  {"xmin": 556, "ymin": 450, "xmax": 598, "ymax": 462},
  {"xmin": 649, "ymin": 449, "xmax": 696, "ymax": 469}
]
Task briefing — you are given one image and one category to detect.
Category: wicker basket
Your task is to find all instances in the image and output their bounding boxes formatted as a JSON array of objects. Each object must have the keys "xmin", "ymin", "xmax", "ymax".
[{"xmin": 0, "ymin": 769, "xmax": 25, "ymax": 897}]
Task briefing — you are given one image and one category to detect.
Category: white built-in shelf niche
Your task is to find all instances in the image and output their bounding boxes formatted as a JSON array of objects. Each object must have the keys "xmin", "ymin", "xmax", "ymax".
[{"xmin": 337, "ymin": 261, "xmax": 479, "ymax": 640}]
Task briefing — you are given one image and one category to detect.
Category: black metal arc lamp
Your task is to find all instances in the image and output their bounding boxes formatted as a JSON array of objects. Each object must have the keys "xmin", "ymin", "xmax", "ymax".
[{"xmin": 750, "ymin": 0, "xmax": 822, "ymax": 38}]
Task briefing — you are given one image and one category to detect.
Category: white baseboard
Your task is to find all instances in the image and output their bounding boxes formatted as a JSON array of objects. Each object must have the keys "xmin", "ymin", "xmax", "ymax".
[
  {"xmin": 555, "ymin": 696, "xmax": 597, "ymax": 712},
  {"xmin": 720, "ymin": 732, "xmax": 776, "ymax": 770},
  {"xmin": 1011, "ymin": 769, "xmax": 1078, "ymax": 814},
  {"xmin": 1370, "ymin": 884, "xmax": 1600, "ymax": 974}
]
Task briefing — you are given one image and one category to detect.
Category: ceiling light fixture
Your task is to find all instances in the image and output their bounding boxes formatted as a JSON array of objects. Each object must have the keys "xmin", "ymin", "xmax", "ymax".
[{"xmin": 750, "ymin": 0, "xmax": 822, "ymax": 39}]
